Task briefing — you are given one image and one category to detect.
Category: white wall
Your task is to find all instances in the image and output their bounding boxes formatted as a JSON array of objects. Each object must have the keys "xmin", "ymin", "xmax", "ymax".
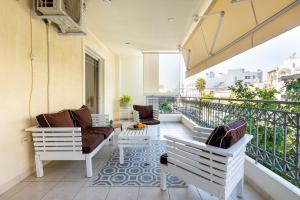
[
  {"xmin": 245, "ymin": 157, "xmax": 300, "ymax": 200},
  {"xmin": 0, "ymin": 0, "xmax": 118, "ymax": 193},
  {"xmin": 119, "ymin": 55, "xmax": 146, "ymax": 106}
]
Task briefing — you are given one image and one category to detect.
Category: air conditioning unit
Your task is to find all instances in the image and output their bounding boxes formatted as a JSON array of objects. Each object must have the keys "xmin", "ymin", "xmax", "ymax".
[{"xmin": 34, "ymin": 0, "xmax": 86, "ymax": 35}]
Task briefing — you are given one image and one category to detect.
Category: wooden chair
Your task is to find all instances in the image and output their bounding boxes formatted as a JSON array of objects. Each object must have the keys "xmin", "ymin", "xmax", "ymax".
[
  {"xmin": 133, "ymin": 105, "xmax": 160, "ymax": 135},
  {"xmin": 160, "ymin": 134, "xmax": 252, "ymax": 200}
]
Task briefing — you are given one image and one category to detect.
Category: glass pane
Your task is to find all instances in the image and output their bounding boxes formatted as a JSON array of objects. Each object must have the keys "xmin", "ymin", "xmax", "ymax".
[
  {"xmin": 159, "ymin": 54, "xmax": 182, "ymax": 95},
  {"xmin": 85, "ymin": 54, "xmax": 99, "ymax": 114}
]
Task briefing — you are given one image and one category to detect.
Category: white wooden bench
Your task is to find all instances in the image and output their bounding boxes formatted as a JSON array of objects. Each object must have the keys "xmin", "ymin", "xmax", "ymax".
[
  {"xmin": 160, "ymin": 134, "xmax": 253, "ymax": 200},
  {"xmin": 26, "ymin": 114, "xmax": 115, "ymax": 178}
]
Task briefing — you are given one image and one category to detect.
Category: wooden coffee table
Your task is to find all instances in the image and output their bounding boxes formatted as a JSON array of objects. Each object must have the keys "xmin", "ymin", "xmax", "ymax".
[{"xmin": 118, "ymin": 127, "xmax": 151, "ymax": 164}]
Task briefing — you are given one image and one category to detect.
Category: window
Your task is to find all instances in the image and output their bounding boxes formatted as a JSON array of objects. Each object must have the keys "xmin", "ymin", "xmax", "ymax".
[
  {"xmin": 85, "ymin": 54, "xmax": 99, "ymax": 114},
  {"xmin": 253, "ymin": 75, "xmax": 256, "ymax": 79},
  {"xmin": 159, "ymin": 54, "xmax": 181, "ymax": 95},
  {"xmin": 85, "ymin": 52, "xmax": 104, "ymax": 114},
  {"xmin": 143, "ymin": 53, "xmax": 183, "ymax": 96},
  {"xmin": 245, "ymin": 76, "xmax": 251, "ymax": 79}
]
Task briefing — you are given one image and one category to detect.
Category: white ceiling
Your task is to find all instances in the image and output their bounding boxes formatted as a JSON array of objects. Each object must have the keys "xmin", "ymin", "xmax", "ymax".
[{"xmin": 86, "ymin": 0, "xmax": 210, "ymax": 56}]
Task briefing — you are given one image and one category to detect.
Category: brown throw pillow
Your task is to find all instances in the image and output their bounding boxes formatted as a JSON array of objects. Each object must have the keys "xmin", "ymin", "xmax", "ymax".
[
  {"xmin": 36, "ymin": 110, "xmax": 74, "ymax": 128},
  {"xmin": 205, "ymin": 120, "xmax": 247, "ymax": 149},
  {"xmin": 70, "ymin": 105, "xmax": 92, "ymax": 130},
  {"xmin": 133, "ymin": 105, "xmax": 153, "ymax": 119}
]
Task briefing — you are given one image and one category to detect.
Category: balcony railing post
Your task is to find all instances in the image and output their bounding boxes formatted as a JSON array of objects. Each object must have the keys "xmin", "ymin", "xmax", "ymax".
[{"xmin": 297, "ymin": 113, "xmax": 300, "ymax": 184}]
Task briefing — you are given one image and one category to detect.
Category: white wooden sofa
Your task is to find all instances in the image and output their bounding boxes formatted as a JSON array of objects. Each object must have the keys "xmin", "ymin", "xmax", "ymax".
[
  {"xmin": 160, "ymin": 133, "xmax": 253, "ymax": 200},
  {"xmin": 26, "ymin": 114, "xmax": 115, "ymax": 178}
]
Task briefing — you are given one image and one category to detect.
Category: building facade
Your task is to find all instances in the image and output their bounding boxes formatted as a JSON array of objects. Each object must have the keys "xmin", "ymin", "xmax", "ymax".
[
  {"xmin": 183, "ymin": 68, "xmax": 263, "ymax": 97},
  {"xmin": 267, "ymin": 54, "xmax": 300, "ymax": 91}
]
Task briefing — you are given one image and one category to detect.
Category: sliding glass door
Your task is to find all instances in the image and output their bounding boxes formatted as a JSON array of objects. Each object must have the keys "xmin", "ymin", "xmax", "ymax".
[{"xmin": 85, "ymin": 54, "xmax": 99, "ymax": 114}]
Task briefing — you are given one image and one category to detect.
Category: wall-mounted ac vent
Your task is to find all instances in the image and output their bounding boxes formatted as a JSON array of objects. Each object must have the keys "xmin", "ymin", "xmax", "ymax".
[{"xmin": 34, "ymin": 0, "xmax": 86, "ymax": 35}]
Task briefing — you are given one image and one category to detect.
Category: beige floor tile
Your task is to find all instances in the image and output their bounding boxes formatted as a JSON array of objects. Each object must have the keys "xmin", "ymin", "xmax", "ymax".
[
  {"xmin": 197, "ymin": 188, "xmax": 218, "ymax": 200},
  {"xmin": 73, "ymin": 183, "xmax": 110, "ymax": 200},
  {"xmin": 41, "ymin": 181, "xmax": 85, "ymax": 200},
  {"xmin": 169, "ymin": 185, "xmax": 202, "ymax": 200},
  {"xmin": 62, "ymin": 168, "xmax": 90, "ymax": 182},
  {"xmin": 242, "ymin": 184, "xmax": 266, "ymax": 200},
  {"xmin": 94, "ymin": 146, "xmax": 115, "ymax": 159},
  {"xmin": 45, "ymin": 161, "xmax": 77, "ymax": 169},
  {"xmin": 0, "ymin": 182, "xmax": 30, "ymax": 200},
  {"xmin": 138, "ymin": 187, "xmax": 169, "ymax": 200},
  {"xmin": 8, "ymin": 182, "xmax": 57, "ymax": 200},
  {"xmin": 24, "ymin": 167, "xmax": 69, "ymax": 182},
  {"xmin": 106, "ymin": 187, "xmax": 139, "ymax": 200}
]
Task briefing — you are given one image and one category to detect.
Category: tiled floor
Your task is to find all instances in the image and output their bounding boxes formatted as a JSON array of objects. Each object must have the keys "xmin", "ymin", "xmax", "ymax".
[{"xmin": 0, "ymin": 122, "xmax": 264, "ymax": 200}]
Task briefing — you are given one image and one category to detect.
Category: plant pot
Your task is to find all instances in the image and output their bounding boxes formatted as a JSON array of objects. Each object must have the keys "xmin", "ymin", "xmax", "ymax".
[{"xmin": 120, "ymin": 102, "xmax": 130, "ymax": 108}]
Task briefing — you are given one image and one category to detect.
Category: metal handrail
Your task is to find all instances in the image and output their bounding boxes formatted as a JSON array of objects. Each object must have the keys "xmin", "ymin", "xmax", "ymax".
[{"xmin": 146, "ymin": 95, "xmax": 300, "ymax": 187}]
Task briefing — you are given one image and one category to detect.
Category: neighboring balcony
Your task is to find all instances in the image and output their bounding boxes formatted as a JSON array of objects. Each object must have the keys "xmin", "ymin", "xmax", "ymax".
[{"xmin": 146, "ymin": 96, "xmax": 300, "ymax": 199}]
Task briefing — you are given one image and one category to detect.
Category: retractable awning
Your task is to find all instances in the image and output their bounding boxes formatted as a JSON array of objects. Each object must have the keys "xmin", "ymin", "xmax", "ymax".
[{"xmin": 184, "ymin": 0, "xmax": 300, "ymax": 77}]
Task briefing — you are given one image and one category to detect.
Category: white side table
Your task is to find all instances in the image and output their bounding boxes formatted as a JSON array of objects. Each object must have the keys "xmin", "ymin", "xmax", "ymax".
[
  {"xmin": 118, "ymin": 128, "xmax": 151, "ymax": 164},
  {"xmin": 119, "ymin": 107, "xmax": 132, "ymax": 120}
]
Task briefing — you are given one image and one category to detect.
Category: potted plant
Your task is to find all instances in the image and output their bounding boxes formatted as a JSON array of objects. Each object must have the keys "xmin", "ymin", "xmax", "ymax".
[{"xmin": 120, "ymin": 94, "xmax": 132, "ymax": 107}]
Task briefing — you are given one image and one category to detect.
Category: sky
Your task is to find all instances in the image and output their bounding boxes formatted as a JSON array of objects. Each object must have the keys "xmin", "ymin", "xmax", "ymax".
[{"xmin": 191, "ymin": 25, "xmax": 300, "ymax": 81}]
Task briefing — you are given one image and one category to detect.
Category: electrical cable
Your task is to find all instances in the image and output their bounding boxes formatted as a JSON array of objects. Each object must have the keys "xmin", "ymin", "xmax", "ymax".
[
  {"xmin": 46, "ymin": 20, "xmax": 51, "ymax": 112},
  {"xmin": 28, "ymin": 8, "xmax": 34, "ymax": 120}
]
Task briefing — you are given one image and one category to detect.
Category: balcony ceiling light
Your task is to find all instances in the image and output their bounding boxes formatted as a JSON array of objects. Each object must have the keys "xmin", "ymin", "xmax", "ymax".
[
  {"xmin": 168, "ymin": 17, "xmax": 175, "ymax": 22},
  {"xmin": 103, "ymin": 0, "xmax": 112, "ymax": 5}
]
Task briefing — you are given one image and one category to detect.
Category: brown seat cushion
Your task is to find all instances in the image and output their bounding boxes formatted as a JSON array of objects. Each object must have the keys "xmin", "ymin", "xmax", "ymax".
[
  {"xmin": 205, "ymin": 120, "xmax": 247, "ymax": 149},
  {"xmin": 83, "ymin": 127, "xmax": 113, "ymax": 139},
  {"xmin": 36, "ymin": 110, "xmax": 74, "ymax": 127},
  {"xmin": 140, "ymin": 118, "xmax": 160, "ymax": 125},
  {"xmin": 70, "ymin": 105, "xmax": 92, "ymax": 130},
  {"xmin": 133, "ymin": 105, "xmax": 153, "ymax": 119},
  {"xmin": 81, "ymin": 133, "xmax": 105, "ymax": 153}
]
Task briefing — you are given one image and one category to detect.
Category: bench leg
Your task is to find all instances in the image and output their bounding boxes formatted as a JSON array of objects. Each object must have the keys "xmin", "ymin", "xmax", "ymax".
[
  {"xmin": 237, "ymin": 177, "xmax": 244, "ymax": 199},
  {"xmin": 35, "ymin": 154, "xmax": 44, "ymax": 177},
  {"xmin": 119, "ymin": 146, "xmax": 124, "ymax": 164},
  {"xmin": 112, "ymin": 133, "xmax": 117, "ymax": 147},
  {"xmin": 160, "ymin": 168, "xmax": 167, "ymax": 191},
  {"xmin": 86, "ymin": 156, "xmax": 93, "ymax": 177}
]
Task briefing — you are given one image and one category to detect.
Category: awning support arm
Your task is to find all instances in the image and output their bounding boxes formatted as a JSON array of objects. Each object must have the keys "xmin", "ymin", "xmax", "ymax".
[
  {"xmin": 189, "ymin": 0, "xmax": 300, "ymax": 70},
  {"xmin": 208, "ymin": 11, "xmax": 225, "ymax": 56}
]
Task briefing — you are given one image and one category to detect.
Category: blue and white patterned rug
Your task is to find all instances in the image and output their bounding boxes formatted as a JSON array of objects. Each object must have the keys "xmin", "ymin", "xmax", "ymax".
[{"xmin": 91, "ymin": 140, "xmax": 186, "ymax": 187}]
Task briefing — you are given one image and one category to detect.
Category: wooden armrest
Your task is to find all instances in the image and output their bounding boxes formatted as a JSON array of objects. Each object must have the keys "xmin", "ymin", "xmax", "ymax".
[
  {"xmin": 153, "ymin": 109, "xmax": 159, "ymax": 120},
  {"xmin": 25, "ymin": 126, "xmax": 81, "ymax": 132},
  {"xmin": 193, "ymin": 126, "xmax": 213, "ymax": 133},
  {"xmin": 133, "ymin": 110, "xmax": 140, "ymax": 122},
  {"xmin": 193, "ymin": 126, "xmax": 213, "ymax": 139},
  {"xmin": 91, "ymin": 114, "xmax": 110, "ymax": 126},
  {"xmin": 164, "ymin": 134, "xmax": 252, "ymax": 157}
]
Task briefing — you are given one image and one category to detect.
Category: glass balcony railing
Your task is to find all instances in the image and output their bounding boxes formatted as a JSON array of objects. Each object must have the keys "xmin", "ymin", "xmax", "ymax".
[{"xmin": 146, "ymin": 96, "xmax": 300, "ymax": 187}]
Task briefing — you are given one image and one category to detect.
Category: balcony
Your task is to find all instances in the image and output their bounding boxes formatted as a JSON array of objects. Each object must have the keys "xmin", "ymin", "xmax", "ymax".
[
  {"xmin": 1, "ymin": 0, "xmax": 300, "ymax": 200},
  {"xmin": 146, "ymin": 96, "xmax": 300, "ymax": 198}
]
